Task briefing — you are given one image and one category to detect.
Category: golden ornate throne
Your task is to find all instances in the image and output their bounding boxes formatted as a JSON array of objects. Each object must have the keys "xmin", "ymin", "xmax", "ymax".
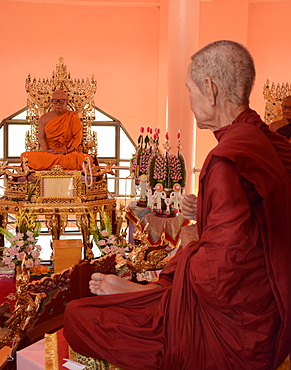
[
  {"xmin": 263, "ymin": 79, "xmax": 291, "ymax": 124},
  {"xmin": 0, "ymin": 58, "xmax": 117, "ymax": 258},
  {"xmin": 25, "ymin": 55, "xmax": 98, "ymax": 157}
]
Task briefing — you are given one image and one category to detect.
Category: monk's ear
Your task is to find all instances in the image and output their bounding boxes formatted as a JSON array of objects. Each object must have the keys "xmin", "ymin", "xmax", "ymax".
[{"xmin": 204, "ymin": 78, "xmax": 217, "ymax": 107}]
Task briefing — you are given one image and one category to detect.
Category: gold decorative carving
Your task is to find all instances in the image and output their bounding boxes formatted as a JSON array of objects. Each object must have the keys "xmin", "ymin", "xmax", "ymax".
[
  {"xmin": 263, "ymin": 79, "xmax": 291, "ymax": 124},
  {"xmin": 0, "ymin": 265, "xmax": 46, "ymax": 347},
  {"xmin": 76, "ymin": 213, "xmax": 94, "ymax": 259},
  {"xmin": 46, "ymin": 214, "xmax": 68, "ymax": 240},
  {"xmin": 116, "ymin": 229, "xmax": 174, "ymax": 273}
]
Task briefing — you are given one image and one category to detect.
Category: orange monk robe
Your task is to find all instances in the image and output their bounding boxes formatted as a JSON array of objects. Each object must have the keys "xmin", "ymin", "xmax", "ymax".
[{"xmin": 21, "ymin": 111, "xmax": 93, "ymax": 170}]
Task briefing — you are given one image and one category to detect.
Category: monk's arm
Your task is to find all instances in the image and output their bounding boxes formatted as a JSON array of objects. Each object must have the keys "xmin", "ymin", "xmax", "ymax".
[
  {"xmin": 38, "ymin": 118, "xmax": 49, "ymax": 152},
  {"xmin": 67, "ymin": 115, "xmax": 83, "ymax": 153},
  {"xmin": 38, "ymin": 116, "xmax": 63, "ymax": 154}
]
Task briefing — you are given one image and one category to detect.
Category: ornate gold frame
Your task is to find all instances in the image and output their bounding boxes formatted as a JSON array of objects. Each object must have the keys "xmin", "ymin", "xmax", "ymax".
[{"xmin": 34, "ymin": 166, "xmax": 82, "ymax": 203}]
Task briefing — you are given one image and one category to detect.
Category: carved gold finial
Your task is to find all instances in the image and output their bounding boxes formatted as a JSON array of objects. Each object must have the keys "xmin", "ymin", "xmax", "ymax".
[{"xmin": 263, "ymin": 79, "xmax": 291, "ymax": 124}]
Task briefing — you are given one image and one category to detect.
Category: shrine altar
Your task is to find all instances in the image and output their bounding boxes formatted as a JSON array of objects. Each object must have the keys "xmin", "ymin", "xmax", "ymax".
[{"xmin": 126, "ymin": 201, "xmax": 190, "ymax": 248}]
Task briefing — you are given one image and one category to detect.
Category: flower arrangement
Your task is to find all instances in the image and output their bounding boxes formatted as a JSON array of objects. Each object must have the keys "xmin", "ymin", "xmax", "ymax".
[
  {"xmin": 0, "ymin": 209, "xmax": 42, "ymax": 270},
  {"xmin": 95, "ymin": 230, "xmax": 126, "ymax": 256},
  {"xmin": 130, "ymin": 126, "xmax": 159, "ymax": 178},
  {"xmin": 148, "ymin": 131, "xmax": 186, "ymax": 189},
  {"xmin": 89, "ymin": 207, "xmax": 126, "ymax": 256},
  {"xmin": 130, "ymin": 128, "xmax": 186, "ymax": 214}
]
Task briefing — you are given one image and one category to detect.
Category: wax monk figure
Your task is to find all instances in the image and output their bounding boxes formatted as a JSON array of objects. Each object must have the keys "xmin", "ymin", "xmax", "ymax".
[
  {"xmin": 269, "ymin": 95, "xmax": 291, "ymax": 139},
  {"xmin": 64, "ymin": 41, "xmax": 291, "ymax": 369},
  {"xmin": 21, "ymin": 90, "xmax": 93, "ymax": 170}
]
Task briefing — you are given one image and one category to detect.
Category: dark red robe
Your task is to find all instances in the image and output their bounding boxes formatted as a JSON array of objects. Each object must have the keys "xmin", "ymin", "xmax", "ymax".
[{"xmin": 64, "ymin": 109, "xmax": 291, "ymax": 369}]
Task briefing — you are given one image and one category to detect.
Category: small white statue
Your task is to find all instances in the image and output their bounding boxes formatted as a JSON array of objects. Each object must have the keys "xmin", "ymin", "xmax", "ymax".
[
  {"xmin": 170, "ymin": 183, "xmax": 183, "ymax": 212},
  {"xmin": 153, "ymin": 183, "xmax": 164, "ymax": 214},
  {"xmin": 161, "ymin": 192, "xmax": 172, "ymax": 215},
  {"xmin": 139, "ymin": 174, "xmax": 148, "ymax": 201}
]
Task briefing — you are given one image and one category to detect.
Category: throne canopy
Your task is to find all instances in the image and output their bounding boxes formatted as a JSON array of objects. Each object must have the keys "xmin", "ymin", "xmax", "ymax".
[{"xmin": 25, "ymin": 56, "xmax": 98, "ymax": 156}]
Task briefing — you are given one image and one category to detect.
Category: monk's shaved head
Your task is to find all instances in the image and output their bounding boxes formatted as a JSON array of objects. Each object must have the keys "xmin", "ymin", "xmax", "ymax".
[
  {"xmin": 190, "ymin": 40, "xmax": 255, "ymax": 105},
  {"xmin": 52, "ymin": 90, "xmax": 68, "ymax": 100}
]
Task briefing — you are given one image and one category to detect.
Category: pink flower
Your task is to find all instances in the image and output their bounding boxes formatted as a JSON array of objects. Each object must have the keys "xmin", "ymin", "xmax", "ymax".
[
  {"xmin": 100, "ymin": 230, "xmax": 109, "ymax": 237},
  {"xmin": 16, "ymin": 240, "xmax": 25, "ymax": 247},
  {"xmin": 32, "ymin": 250, "xmax": 40, "ymax": 258},
  {"xmin": 4, "ymin": 256, "xmax": 12, "ymax": 264},
  {"xmin": 8, "ymin": 262, "xmax": 15, "ymax": 270},
  {"xmin": 9, "ymin": 246, "xmax": 20, "ymax": 256},
  {"xmin": 26, "ymin": 245, "xmax": 33, "ymax": 254},
  {"xmin": 98, "ymin": 240, "xmax": 106, "ymax": 246},
  {"xmin": 118, "ymin": 248, "xmax": 126, "ymax": 255},
  {"xmin": 102, "ymin": 246, "xmax": 111, "ymax": 254},
  {"xmin": 34, "ymin": 259, "xmax": 41, "ymax": 267},
  {"xmin": 25, "ymin": 259, "xmax": 34, "ymax": 269},
  {"xmin": 26, "ymin": 230, "xmax": 34, "ymax": 237},
  {"xmin": 27, "ymin": 236, "xmax": 35, "ymax": 242},
  {"xmin": 108, "ymin": 235, "xmax": 116, "ymax": 243},
  {"xmin": 110, "ymin": 245, "xmax": 118, "ymax": 252},
  {"xmin": 18, "ymin": 252, "xmax": 26, "ymax": 260}
]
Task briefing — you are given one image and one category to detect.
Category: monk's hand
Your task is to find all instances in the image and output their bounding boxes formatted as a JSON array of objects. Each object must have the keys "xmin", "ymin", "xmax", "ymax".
[
  {"xmin": 180, "ymin": 224, "xmax": 199, "ymax": 249},
  {"xmin": 182, "ymin": 194, "xmax": 197, "ymax": 220},
  {"xmin": 46, "ymin": 149, "xmax": 64, "ymax": 154}
]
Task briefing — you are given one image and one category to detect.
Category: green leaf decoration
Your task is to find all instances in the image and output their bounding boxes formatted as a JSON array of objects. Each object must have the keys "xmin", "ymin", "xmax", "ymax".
[
  {"xmin": 0, "ymin": 227, "xmax": 14, "ymax": 241},
  {"xmin": 178, "ymin": 152, "xmax": 187, "ymax": 188}
]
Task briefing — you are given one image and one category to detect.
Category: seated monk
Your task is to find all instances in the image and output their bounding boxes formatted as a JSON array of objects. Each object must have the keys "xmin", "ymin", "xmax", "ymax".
[
  {"xmin": 63, "ymin": 41, "xmax": 291, "ymax": 369},
  {"xmin": 269, "ymin": 95, "xmax": 291, "ymax": 140},
  {"xmin": 21, "ymin": 90, "xmax": 93, "ymax": 170}
]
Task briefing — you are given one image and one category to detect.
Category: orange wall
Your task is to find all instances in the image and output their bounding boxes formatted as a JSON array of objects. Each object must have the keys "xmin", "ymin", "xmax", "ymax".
[
  {"xmin": 0, "ymin": 1, "xmax": 160, "ymax": 144},
  {"xmin": 192, "ymin": 0, "xmax": 291, "ymax": 177},
  {"xmin": 248, "ymin": 0, "xmax": 291, "ymax": 116}
]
